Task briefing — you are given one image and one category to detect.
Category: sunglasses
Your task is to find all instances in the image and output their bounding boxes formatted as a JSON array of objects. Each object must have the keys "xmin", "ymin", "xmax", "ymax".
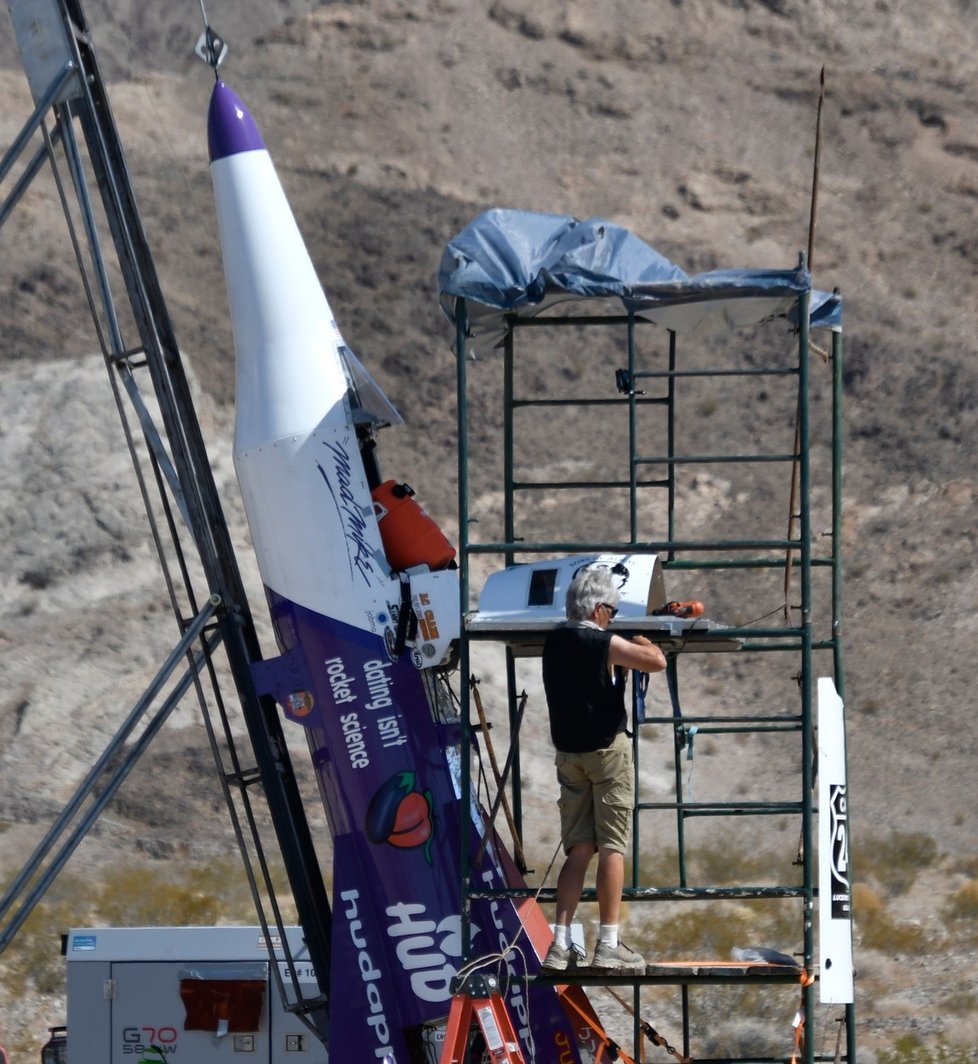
[{"xmin": 600, "ymin": 603, "xmax": 619, "ymax": 619}]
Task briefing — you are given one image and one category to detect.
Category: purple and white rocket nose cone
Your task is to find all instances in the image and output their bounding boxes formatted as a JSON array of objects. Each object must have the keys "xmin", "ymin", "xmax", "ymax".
[
  {"xmin": 207, "ymin": 81, "xmax": 265, "ymax": 160},
  {"xmin": 208, "ymin": 80, "xmax": 349, "ymax": 456},
  {"xmin": 208, "ymin": 79, "xmax": 388, "ymax": 623}
]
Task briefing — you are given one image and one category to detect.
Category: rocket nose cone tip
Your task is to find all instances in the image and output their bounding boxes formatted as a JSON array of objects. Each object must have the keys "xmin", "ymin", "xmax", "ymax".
[{"xmin": 207, "ymin": 81, "xmax": 266, "ymax": 162}]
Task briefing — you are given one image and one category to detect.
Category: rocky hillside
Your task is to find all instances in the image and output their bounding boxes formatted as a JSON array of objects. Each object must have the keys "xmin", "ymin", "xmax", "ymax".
[{"xmin": 2, "ymin": 0, "xmax": 977, "ymax": 1058}]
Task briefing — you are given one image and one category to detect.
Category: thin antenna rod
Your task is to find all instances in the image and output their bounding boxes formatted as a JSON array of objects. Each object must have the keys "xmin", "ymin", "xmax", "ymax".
[
  {"xmin": 807, "ymin": 66, "xmax": 826, "ymax": 273},
  {"xmin": 784, "ymin": 67, "xmax": 827, "ymax": 622}
]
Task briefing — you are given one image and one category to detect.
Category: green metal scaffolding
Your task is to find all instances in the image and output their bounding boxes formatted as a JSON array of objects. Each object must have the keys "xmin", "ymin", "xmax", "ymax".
[{"xmin": 452, "ymin": 276, "xmax": 855, "ymax": 1064}]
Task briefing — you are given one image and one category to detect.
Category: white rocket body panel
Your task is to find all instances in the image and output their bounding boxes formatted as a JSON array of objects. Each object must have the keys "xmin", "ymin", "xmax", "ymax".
[
  {"xmin": 235, "ymin": 429, "xmax": 397, "ymax": 626},
  {"xmin": 210, "ymin": 149, "xmax": 350, "ymax": 454},
  {"xmin": 208, "ymin": 107, "xmax": 399, "ymax": 622}
]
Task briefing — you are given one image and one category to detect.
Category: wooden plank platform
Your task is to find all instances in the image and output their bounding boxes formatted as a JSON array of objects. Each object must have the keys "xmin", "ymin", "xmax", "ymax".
[
  {"xmin": 648, "ymin": 959, "xmax": 802, "ymax": 977},
  {"xmin": 537, "ymin": 957, "xmax": 805, "ymax": 984}
]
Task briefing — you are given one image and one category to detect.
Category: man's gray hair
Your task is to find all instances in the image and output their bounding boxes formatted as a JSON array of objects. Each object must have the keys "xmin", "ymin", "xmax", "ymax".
[{"xmin": 565, "ymin": 566, "xmax": 619, "ymax": 621}]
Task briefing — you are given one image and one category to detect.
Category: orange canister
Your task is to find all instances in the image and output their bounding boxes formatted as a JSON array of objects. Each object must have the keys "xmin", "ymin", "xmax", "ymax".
[{"xmin": 371, "ymin": 481, "xmax": 456, "ymax": 572}]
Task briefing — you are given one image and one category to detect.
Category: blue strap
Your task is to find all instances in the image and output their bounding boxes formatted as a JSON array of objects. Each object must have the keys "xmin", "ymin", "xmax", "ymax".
[{"xmin": 665, "ymin": 656, "xmax": 688, "ymax": 751}]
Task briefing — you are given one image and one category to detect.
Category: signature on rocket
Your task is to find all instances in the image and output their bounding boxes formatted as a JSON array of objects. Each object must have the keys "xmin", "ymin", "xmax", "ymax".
[
  {"xmin": 366, "ymin": 771, "xmax": 435, "ymax": 864},
  {"xmin": 318, "ymin": 439, "xmax": 380, "ymax": 588}
]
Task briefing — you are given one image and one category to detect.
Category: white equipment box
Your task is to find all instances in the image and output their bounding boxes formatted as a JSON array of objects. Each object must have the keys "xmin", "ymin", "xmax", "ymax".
[{"xmin": 64, "ymin": 926, "xmax": 327, "ymax": 1063}]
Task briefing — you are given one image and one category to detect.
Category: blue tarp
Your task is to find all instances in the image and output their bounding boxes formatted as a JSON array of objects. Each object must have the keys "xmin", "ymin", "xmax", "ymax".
[{"xmin": 438, "ymin": 209, "xmax": 841, "ymax": 353}]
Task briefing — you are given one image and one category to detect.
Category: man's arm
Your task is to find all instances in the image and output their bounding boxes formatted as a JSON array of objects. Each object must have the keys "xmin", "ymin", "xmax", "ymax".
[{"xmin": 608, "ymin": 633, "xmax": 668, "ymax": 674}]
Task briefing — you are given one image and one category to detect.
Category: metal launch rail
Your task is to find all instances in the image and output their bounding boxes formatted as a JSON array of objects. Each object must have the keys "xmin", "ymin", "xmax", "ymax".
[{"xmin": 1, "ymin": 0, "xmax": 331, "ymax": 1044}]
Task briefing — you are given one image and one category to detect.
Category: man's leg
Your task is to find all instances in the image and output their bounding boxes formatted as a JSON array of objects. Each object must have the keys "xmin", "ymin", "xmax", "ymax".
[
  {"xmin": 555, "ymin": 842, "xmax": 596, "ymax": 927},
  {"xmin": 589, "ymin": 738, "xmax": 645, "ymax": 970},
  {"xmin": 595, "ymin": 846, "xmax": 625, "ymax": 927},
  {"xmin": 591, "ymin": 845, "xmax": 644, "ymax": 970},
  {"xmin": 543, "ymin": 842, "xmax": 595, "ymax": 969},
  {"xmin": 590, "ymin": 735, "xmax": 633, "ymax": 936}
]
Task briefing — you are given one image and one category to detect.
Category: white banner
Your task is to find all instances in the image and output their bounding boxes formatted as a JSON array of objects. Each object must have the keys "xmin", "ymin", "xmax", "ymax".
[{"xmin": 817, "ymin": 677, "xmax": 854, "ymax": 1003}]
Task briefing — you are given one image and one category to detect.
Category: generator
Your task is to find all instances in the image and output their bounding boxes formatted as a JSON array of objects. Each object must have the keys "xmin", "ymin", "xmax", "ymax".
[{"xmin": 63, "ymin": 926, "xmax": 327, "ymax": 1063}]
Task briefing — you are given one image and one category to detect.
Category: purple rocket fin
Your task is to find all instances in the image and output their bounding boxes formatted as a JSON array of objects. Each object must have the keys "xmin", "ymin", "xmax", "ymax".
[{"xmin": 250, "ymin": 645, "xmax": 319, "ymax": 725}]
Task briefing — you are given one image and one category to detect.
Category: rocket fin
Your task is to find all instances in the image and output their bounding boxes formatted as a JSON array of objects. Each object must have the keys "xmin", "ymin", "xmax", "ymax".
[{"xmin": 250, "ymin": 646, "xmax": 318, "ymax": 725}]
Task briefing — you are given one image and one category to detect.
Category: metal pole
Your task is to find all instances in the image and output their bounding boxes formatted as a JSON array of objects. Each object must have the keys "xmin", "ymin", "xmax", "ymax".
[
  {"xmin": 797, "ymin": 266, "xmax": 817, "ymax": 1064},
  {"xmin": 0, "ymin": 60, "xmax": 75, "ymax": 184},
  {"xmin": 0, "ymin": 634, "xmax": 221, "ymax": 953},
  {"xmin": 502, "ymin": 329, "xmax": 524, "ymax": 838},
  {"xmin": 628, "ymin": 313, "xmax": 639, "ymax": 542},
  {"xmin": 0, "ymin": 596, "xmax": 220, "ymax": 930},
  {"xmin": 667, "ymin": 330, "xmax": 677, "ymax": 555},
  {"xmin": 455, "ymin": 298, "xmax": 474, "ymax": 958}
]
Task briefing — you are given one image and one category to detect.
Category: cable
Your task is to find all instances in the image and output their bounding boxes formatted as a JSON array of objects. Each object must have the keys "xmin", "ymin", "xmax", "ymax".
[{"xmin": 738, "ymin": 604, "xmax": 789, "ymax": 628}]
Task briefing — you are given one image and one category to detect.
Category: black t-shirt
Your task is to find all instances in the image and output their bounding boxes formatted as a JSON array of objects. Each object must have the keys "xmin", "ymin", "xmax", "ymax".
[{"xmin": 542, "ymin": 624, "xmax": 626, "ymax": 753}]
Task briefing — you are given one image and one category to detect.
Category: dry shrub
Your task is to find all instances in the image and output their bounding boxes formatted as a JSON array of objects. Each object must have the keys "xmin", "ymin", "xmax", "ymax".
[{"xmin": 851, "ymin": 882, "xmax": 929, "ymax": 954}]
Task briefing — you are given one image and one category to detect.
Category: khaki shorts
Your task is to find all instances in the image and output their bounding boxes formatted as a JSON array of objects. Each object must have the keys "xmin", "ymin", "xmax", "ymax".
[{"xmin": 555, "ymin": 731, "xmax": 634, "ymax": 855}]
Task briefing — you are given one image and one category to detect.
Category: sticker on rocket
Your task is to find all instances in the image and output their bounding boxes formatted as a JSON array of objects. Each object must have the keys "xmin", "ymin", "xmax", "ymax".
[
  {"xmin": 384, "ymin": 629, "xmax": 399, "ymax": 660},
  {"xmin": 573, "ymin": 557, "xmax": 630, "ymax": 590},
  {"xmin": 285, "ymin": 690, "xmax": 314, "ymax": 717},
  {"xmin": 366, "ymin": 771, "xmax": 435, "ymax": 863},
  {"xmin": 361, "ymin": 604, "xmax": 400, "ymax": 660},
  {"xmin": 828, "ymin": 782, "xmax": 851, "ymax": 918}
]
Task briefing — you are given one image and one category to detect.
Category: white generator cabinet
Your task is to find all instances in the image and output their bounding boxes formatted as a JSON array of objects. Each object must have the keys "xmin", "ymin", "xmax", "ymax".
[{"xmin": 64, "ymin": 926, "xmax": 326, "ymax": 1063}]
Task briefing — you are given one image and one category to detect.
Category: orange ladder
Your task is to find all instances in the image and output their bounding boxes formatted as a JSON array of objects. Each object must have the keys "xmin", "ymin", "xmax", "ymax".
[{"xmin": 440, "ymin": 972, "xmax": 527, "ymax": 1064}]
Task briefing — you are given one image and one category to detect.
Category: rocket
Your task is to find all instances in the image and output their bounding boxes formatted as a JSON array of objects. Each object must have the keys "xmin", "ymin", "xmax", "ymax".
[{"xmin": 206, "ymin": 81, "xmax": 618, "ymax": 1062}]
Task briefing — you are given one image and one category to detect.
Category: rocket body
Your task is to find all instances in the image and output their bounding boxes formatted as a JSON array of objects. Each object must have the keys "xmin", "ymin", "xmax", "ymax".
[
  {"xmin": 209, "ymin": 85, "xmax": 380, "ymax": 626},
  {"xmin": 207, "ymin": 83, "xmax": 593, "ymax": 1062}
]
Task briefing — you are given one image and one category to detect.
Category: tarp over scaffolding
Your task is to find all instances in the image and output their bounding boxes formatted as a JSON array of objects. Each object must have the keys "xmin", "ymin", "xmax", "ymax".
[{"xmin": 438, "ymin": 208, "xmax": 842, "ymax": 354}]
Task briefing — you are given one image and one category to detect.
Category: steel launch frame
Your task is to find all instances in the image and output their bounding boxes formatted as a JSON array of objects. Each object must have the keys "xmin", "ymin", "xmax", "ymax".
[
  {"xmin": 451, "ymin": 293, "xmax": 856, "ymax": 1063},
  {"xmin": 1, "ymin": 0, "xmax": 332, "ymax": 1043}
]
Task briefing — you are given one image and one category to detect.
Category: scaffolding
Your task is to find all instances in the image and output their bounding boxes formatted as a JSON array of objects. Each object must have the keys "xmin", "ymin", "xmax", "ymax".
[{"xmin": 447, "ymin": 248, "xmax": 854, "ymax": 1063}]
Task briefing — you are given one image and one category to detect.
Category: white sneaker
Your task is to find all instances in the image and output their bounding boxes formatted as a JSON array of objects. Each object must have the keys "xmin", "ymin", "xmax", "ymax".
[
  {"xmin": 590, "ymin": 939, "xmax": 647, "ymax": 972},
  {"xmin": 542, "ymin": 941, "xmax": 572, "ymax": 971},
  {"xmin": 541, "ymin": 941, "xmax": 584, "ymax": 971}
]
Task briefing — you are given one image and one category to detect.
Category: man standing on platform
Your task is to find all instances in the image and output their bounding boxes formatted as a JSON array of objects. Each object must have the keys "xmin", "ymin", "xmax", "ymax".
[{"xmin": 541, "ymin": 566, "xmax": 667, "ymax": 971}]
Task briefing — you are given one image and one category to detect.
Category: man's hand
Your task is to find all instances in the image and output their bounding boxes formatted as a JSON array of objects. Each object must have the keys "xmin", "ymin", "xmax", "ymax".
[{"xmin": 609, "ymin": 633, "xmax": 667, "ymax": 673}]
